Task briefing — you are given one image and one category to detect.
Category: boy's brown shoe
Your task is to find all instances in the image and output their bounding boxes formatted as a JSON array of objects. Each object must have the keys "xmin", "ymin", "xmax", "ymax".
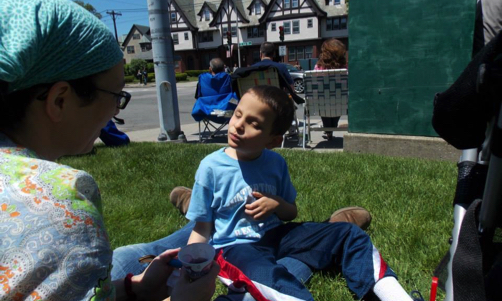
[
  {"xmin": 169, "ymin": 186, "xmax": 192, "ymax": 215},
  {"xmin": 329, "ymin": 206, "xmax": 372, "ymax": 230}
]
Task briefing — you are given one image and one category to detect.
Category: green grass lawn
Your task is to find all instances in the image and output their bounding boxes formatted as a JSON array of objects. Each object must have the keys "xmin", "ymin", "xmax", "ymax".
[{"xmin": 59, "ymin": 142, "xmax": 457, "ymax": 300}]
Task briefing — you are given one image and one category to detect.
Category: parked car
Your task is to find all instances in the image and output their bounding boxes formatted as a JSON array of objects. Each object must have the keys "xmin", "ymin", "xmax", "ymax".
[{"xmin": 284, "ymin": 64, "xmax": 304, "ymax": 93}]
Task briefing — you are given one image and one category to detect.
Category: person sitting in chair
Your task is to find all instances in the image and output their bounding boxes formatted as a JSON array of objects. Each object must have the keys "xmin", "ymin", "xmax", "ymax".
[
  {"xmin": 192, "ymin": 58, "xmax": 238, "ymax": 139},
  {"xmin": 194, "ymin": 58, "xmax": 231, "ymax": 99},
  {"xmin": 253, "ymin": 42, "xmax": 294, "ymax": 91}
]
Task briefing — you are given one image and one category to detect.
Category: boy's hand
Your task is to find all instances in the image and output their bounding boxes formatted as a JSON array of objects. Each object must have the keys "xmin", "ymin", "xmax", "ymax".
[{"xmin": 244, "ymin": 191, "xmax": 280, "ymax": 220}]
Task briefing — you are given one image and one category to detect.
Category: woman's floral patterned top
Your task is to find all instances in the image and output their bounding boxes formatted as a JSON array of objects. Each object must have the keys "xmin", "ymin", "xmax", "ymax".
[{"xmin": 0, "ymin": 133, "xmax": 115, "ymax": 300}]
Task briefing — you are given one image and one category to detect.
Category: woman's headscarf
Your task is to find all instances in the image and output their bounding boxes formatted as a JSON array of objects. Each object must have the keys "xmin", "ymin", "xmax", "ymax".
[{"xmin": 0, "ymin": 0, "xmax": 124, "ymax": 94}]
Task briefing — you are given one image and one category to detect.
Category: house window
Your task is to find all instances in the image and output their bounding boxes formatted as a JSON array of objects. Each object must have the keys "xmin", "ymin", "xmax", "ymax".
[
  {"xmin": 271, "ymin": 23, "xmax": 276, "ymax": 31},
  {"xmin": 288, "ymin": 47, "xmax": 306, "ymax": 61},
  {"xmin": 288, "ymin": 47, "xmax": 295, "ymax": 61},
  {"xmin": 334, "ymin": 0, "xmax": 340, "ymax": 4},
  {"xmin": 341, "ymin": 16, "xmax": 347, "ymax": 29},
  {"xmin": 133, "ymin": 34, "xmax": 140, "ymax": 40},
  {"xmin": 288, "ymin": 46, "xmax": 311, "ymax": 61},
  {"xmin": 292, "ymin": 0, "xmax": 299, "ymax": 8},
  {"xmin": 247, "ymin": 26, "xmax": 264, "ymax": 38},
  {"xmin": 333, "ymin": 18, "xmax": 340, "ymax": 30},
  {"xmin": 141, "ymin": 43, "xmax": 152, "ymax": 52},
  {"xmin": 297, "ymin": 46, "xmax": 305, "ymax": 59},
  {"xmin": 283, "ymin": 21, "xmax": 291, "ymax": 34},
  {"xmin": 292, "ymin": 20, "xmax": 300, "ymax": 34},
  {"xmin": 127, "ymin": 46, "xmax": 135, "ymax": 54},
  {"xmin": 223, "ymin": 26, "xmax": 237, "ymax": 37},
  {"xmin": 254, "ymin": 2, "xmax": 261, "ymax": 15},
  {"xmin": 171, "ymin": 12, "xmax": 176, "ymax": 22},
  {"xmin": 184, "ymin": 32, "xmax": 189, "ymax": 40},
  {"xmin": 199, "ymin": 31, "xmax": 213, "ymax": 42},
  {"xmin": 306, "ymin": 46, "xmax": 313, "ymax": 58},
  {"xmin": 307, "ymin": 19, "xmax": 313, "ymax": 28},
  {"xmin": 327, "ymin": 17, "xmax": 347, "ymax": 31},
  {"xmin": 204, "ymin": 9, "xmax": 211, "ymax": 21},
  {"xmin": 284, "ymin": 0, "xmax": 290, "ymax": 9},
  {"xmin": 173, "ymin": 33, "xmax": 179, "ymax": 45}
]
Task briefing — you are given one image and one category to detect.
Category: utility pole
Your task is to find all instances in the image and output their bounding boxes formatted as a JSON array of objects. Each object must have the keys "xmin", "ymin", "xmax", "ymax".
[
  {"xmin": 147, "ymin": 0, "xmax": 184, "ymax": 142},
  {"xmin": 106, "ymin": 10, "xmax": 122, "ymax": 43},
  {"xmin": 236, "ymin": 17, "xmax": 241, "ymax": 67}
]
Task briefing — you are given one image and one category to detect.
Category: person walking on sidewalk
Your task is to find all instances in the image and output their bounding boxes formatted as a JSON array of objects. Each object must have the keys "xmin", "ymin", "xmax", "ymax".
[{"xmin": 142, "ymin": 68, "xmax": 148, "ymax": 85}]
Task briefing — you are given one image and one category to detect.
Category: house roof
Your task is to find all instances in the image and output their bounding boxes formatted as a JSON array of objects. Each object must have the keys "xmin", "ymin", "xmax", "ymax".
[
  {"xmin": 316, "ymin": 1, "xmax": 347, "ymax": 17},
  {"xmin": 123, "ymin": 0, "xmax": 346, "ymax": 38},
  {"xmin": 171, "ymin": 0, "xmax": 198, "ymax": 31},
  {"xmin": 122, "ymin": 24, "xmax": 151, "ymax": 47},
  {"xmin": 260, "ymin": 0, "xmax": 327, "ymax": 22}
]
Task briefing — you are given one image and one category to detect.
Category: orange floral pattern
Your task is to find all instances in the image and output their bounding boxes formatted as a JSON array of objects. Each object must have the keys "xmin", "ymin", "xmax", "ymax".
[{"xmin": 0, "ymin": 134, "xmax": 115, "ymax": 300}]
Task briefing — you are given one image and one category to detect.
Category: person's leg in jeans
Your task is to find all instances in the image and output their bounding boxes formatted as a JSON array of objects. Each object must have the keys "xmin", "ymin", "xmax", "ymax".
[
  {"xmin": 219, "ymin": 243, "xmax": 315, "ymax": 301},
  {"xmin": 260, "ymin": 222, "xmax": 412, "ymax": 301},
  {"xmin": 111, "ymin": 221, "xmax": 194, "ymax": 280},
  {"xmin": 321, "ymin": 116, "xmax": 341, "ymax": 140},
  {"xmin": 111, "ymin": 221, "xmax": 313, "ymax": 284}
]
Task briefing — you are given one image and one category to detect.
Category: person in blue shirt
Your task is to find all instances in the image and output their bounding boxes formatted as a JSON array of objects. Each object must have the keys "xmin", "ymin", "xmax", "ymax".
[{"xmin": 184, "ymin": 85, "xmax": 413, "ymax": 301}]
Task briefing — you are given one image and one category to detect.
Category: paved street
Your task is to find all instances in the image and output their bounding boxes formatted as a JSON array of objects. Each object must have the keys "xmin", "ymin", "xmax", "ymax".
[
  {"xmin": 117, "ymin": 81, "xmax": 348, "ymax": 151},
  {"xmin": 119, "ymin": 81, "xmax": 198, "ymax": 132}
]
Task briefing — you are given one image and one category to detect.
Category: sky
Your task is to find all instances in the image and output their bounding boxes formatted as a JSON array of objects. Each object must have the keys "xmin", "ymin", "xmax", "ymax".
[{"xmin": 87, "ymin": 0, "xmax": 150, "ymax": 38}]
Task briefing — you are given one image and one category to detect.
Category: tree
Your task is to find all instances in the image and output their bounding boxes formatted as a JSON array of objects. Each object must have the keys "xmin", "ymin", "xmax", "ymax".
[{"xmin": 73, "ymin": 1, "xmax": 102, "ymax": 19}]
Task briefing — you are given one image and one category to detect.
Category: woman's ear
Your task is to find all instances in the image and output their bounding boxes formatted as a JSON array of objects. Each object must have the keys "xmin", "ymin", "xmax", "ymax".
[{"xmin": 43, "ymin": 81, "xmax": 73, "ymax": 123}]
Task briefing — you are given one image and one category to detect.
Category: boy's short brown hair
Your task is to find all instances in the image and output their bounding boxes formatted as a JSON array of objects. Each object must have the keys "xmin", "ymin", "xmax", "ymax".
[{"xmin": 246, "ymin": 85, "xmax": 295, "ymax": 136}]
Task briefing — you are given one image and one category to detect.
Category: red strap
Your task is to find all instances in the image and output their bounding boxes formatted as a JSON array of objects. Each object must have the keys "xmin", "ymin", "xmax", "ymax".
[{"xmin": 216, "ymin": 250, "xmax": 271, "ymax": 301}]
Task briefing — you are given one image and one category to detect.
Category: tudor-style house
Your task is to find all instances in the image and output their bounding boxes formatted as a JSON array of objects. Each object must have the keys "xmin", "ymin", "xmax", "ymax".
[{"xmin": 121, "ymin": 0, "xmax": 348, "ymax": 72}]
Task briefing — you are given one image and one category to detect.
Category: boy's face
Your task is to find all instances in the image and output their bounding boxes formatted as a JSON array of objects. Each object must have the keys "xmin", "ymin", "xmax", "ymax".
[{"xmin": 227, "ymin": 92, "xmax": 282, "ymax": 159}]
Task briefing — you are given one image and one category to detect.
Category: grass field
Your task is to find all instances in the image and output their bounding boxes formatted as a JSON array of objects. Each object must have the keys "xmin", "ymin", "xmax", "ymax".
[{"xmin": 59, "ymin": 142, "xmax": 457, "ymax": 300}]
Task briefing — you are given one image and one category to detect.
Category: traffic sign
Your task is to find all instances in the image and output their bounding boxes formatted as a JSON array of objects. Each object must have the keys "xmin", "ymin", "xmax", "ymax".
[
  {"xmin": 239, "ymin": 41, "xmax": 252, "ymax": 46},
  {"xmin": 279, "ymin": 45, "xmax": 286, "ymax": 56}
]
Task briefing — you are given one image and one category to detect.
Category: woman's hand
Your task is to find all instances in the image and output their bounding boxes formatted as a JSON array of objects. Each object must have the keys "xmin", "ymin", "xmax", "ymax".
[
  {"xmin": 170, "ymin": 261, "xmax": 220, "ymax": 301},
  {"xmin": 131, "ymin": 248, "xmax": 180, "ymax": 301}
]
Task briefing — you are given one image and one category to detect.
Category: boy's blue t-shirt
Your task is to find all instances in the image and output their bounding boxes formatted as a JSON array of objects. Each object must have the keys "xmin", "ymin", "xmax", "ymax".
[{"xmin": 186, "ymin": 147, "xmax": 297, "ymax": 249}]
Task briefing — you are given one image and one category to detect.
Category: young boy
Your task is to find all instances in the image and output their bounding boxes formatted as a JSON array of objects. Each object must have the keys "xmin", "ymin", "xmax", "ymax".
[{"xmin": 186, "ymin": 85, "xmax": 412, "ymax": 301}]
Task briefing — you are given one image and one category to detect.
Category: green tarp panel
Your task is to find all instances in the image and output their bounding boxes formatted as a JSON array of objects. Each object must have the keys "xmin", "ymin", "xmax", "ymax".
[{"xmin": 348, "ymin": 0, "xmax": 476, "ymax": 136}]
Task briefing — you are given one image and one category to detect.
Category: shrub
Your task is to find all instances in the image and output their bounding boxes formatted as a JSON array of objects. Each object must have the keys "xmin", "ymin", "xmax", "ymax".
[
  {"xmin": 147, "ymin": 63, "xmax": 155, "ymax": 73},
  {"xmin": 175, "ymin": 73, "xmax": 187, "ymax": 81},
  {"xmin": 130, "ymin": 59, "xmax": 148, "ymax": 75},
  {"xmin": 124, "ymin": 75, "xmax": 135, "ymax": 83},
  {"xmin": 124, "ymin": 64, "xmax": 133, "ymax": 76}
]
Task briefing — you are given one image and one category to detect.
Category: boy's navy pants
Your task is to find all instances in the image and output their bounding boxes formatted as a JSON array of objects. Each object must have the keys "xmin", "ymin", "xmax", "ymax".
[{"xmin": 220, "ymin": 222, "xmax": 397, "ymax": 301}]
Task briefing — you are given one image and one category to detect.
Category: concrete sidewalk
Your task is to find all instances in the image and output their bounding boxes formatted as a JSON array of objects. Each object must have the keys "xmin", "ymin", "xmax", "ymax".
[{"xmin": 123, "ymin": 118, "xmax": 347, "ymax": 152}]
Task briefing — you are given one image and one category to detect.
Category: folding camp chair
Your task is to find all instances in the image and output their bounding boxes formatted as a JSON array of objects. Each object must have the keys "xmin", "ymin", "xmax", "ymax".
[
  {"xmin": 232, "ymin": 65, "xmax": 305, "ymax": 148},
  {"xmin": 302, "ymin": 69, "xmax": 348, "ymax": 149},
  {"xmin": 192, "ymin": 72, "xmax": 239, "ymax": 142}
]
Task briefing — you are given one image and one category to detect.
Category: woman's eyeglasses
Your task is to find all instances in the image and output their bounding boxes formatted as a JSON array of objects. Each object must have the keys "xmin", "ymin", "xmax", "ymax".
[
  {"xmin": 36, "ymin": 85, "xmax": 132, "ymax": 110},
  {"xmin": 95, "ymin": 88, "xmax": 131, "ymax": 110}
]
